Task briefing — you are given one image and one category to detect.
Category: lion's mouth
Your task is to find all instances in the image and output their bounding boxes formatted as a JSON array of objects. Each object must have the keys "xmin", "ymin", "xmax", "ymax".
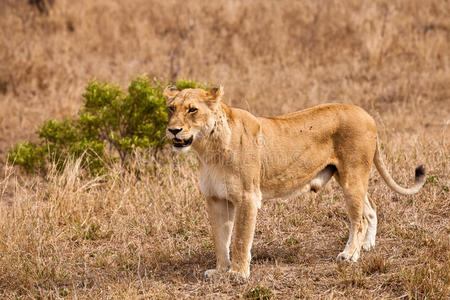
[{"xmin": 172, "ymin": 136, "xmax": 193, "ymax": 148}]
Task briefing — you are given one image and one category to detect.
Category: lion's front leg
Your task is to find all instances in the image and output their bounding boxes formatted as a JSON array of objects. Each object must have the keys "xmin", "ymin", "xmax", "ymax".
[
  {"xmin": 228, "ymin": 193, "xmax": 259, "ymax": 279},
  {"xmin": 204, "ymin": 197, "xmax": 235, "ymax": 279}
]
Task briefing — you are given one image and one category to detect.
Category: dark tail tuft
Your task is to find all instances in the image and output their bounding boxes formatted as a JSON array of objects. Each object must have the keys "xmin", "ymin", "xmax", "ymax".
[{"xmin": 415, "ymin": 165, "xmax": 426, "ymax": 182}]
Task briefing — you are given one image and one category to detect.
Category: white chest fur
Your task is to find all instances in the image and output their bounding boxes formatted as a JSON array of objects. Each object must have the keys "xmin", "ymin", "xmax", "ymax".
[
  {"xmin": 198, "ymin": 164, "xmax": 228, "ymax": 199},
  {"xmin": 198, "ymin": 163, "xmax": 262, "ymax": 209}
]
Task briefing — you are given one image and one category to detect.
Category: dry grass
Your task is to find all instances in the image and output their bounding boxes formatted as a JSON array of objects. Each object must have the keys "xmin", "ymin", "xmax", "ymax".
[{"xmin": 0, "ymin": 0, "xmax": 449, "ymax": 298}]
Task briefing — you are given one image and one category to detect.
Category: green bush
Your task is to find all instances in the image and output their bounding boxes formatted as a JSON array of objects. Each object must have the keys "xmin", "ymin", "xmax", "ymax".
[
  {"xmin": 8, "ymin": 76, "xmax": 208, "ymax": 174},
  {"xmin": 245, "ymin": 286, "xmax": 273, "ymax": 299}
]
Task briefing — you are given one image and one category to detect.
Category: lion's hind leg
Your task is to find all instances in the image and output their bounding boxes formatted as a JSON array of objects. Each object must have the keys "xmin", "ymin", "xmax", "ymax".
[
  {"xmin": 335, "ymin": 168, "xmax": 370, "ymax": 262},
  {"xmin": 306, "ymin": 164, "xmax": 337, "ymax": 193},
  {"xmin": 362, "ymin": 194, "xmax": 377, "ymax": 251}
]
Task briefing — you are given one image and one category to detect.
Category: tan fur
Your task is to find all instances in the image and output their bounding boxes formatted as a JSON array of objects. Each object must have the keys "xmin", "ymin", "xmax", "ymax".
[{"xmin": 163, "ymin": 86, "xmax": 426, "ymax": 279}]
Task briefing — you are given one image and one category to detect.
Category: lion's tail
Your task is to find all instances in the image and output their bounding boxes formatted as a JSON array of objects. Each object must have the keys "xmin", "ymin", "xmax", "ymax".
[{"xmin": 373, "ymin": 138, "xmax": 426, "ymax": 195}]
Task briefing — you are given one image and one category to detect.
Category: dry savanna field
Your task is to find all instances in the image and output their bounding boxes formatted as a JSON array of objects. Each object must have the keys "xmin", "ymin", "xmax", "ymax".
[{"xmin": 0, "ymin": 0, "xmax": 449, "ymax": 299}]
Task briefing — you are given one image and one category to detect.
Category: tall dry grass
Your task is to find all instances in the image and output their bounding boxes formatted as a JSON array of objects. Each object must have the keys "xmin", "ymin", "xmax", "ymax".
[{"xmin": 0, "ymin": 0, "xmax": 449, "ymax": 298}]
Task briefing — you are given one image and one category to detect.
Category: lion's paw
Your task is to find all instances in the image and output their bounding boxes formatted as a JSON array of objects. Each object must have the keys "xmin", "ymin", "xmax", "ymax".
[
  {"xmin": 228, "ymin": 268, "xmax": 249, "ymax": 281},
  {"xmin": 337, "ymin": 250, "xmax": 359, "ymax": 262},
  {"xmin": 204, "ymin": 269, "xmax": 219, "ymax": 280},
  {"xmin": 361, "ymin": 240, "xmax": 375, "ymax": 251}
]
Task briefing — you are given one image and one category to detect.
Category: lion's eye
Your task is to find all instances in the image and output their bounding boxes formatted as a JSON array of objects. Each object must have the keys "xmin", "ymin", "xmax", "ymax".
[{"xmin": 188, "ymin": 107, "xmax": 198, "ymax": 113}]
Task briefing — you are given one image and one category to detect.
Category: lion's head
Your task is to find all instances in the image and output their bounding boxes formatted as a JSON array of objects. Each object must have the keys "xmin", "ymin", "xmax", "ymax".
[{"xmin": 163, "ymin": 85, "xmax": 224, "ymax": 153}]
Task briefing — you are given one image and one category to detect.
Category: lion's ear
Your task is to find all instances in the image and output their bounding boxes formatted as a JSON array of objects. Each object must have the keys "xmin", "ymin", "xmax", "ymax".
[
  {"xmin": 163, "ymin": 85, "xmax": 179, "ymax": 102},
  {"xmin": 207, "ymin": 85, "xmax": 224, "ymax": 102}
]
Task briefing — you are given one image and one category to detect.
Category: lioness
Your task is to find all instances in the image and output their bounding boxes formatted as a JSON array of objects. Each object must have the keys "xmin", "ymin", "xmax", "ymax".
[{"xmin": 163, "ymin": 85, "xmax": 425, "ymax": 279}]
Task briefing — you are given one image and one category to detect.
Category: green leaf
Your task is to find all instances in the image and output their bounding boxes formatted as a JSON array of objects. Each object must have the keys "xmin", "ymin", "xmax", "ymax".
[{"xmin": 8, "ymin": 75, "xmax": 209, "ymax": 175}]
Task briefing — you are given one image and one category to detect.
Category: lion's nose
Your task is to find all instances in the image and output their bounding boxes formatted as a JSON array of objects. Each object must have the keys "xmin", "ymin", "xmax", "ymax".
[{"xmin": 168, "ymin": 128, "xmax": 182, "ymax": 136}]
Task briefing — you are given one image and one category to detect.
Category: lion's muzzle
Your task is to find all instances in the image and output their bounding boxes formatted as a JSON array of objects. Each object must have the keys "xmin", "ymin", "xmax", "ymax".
[{"xmin": 172, "ymin": 136, "xmax": 193, "ymax": 148}]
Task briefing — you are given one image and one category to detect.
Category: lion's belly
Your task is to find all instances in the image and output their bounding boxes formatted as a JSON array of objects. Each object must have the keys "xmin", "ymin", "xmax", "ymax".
[
  {"xmin": 259, "ymin": 160, "xmax": 329, "ymax": 199},
  {"xmin": 260, "ymin": 178, "xmax": 310, "ymax": 200},
  {"xmin": 258, "ymin": 134, "xmax": 334, "ymax": 199}
]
